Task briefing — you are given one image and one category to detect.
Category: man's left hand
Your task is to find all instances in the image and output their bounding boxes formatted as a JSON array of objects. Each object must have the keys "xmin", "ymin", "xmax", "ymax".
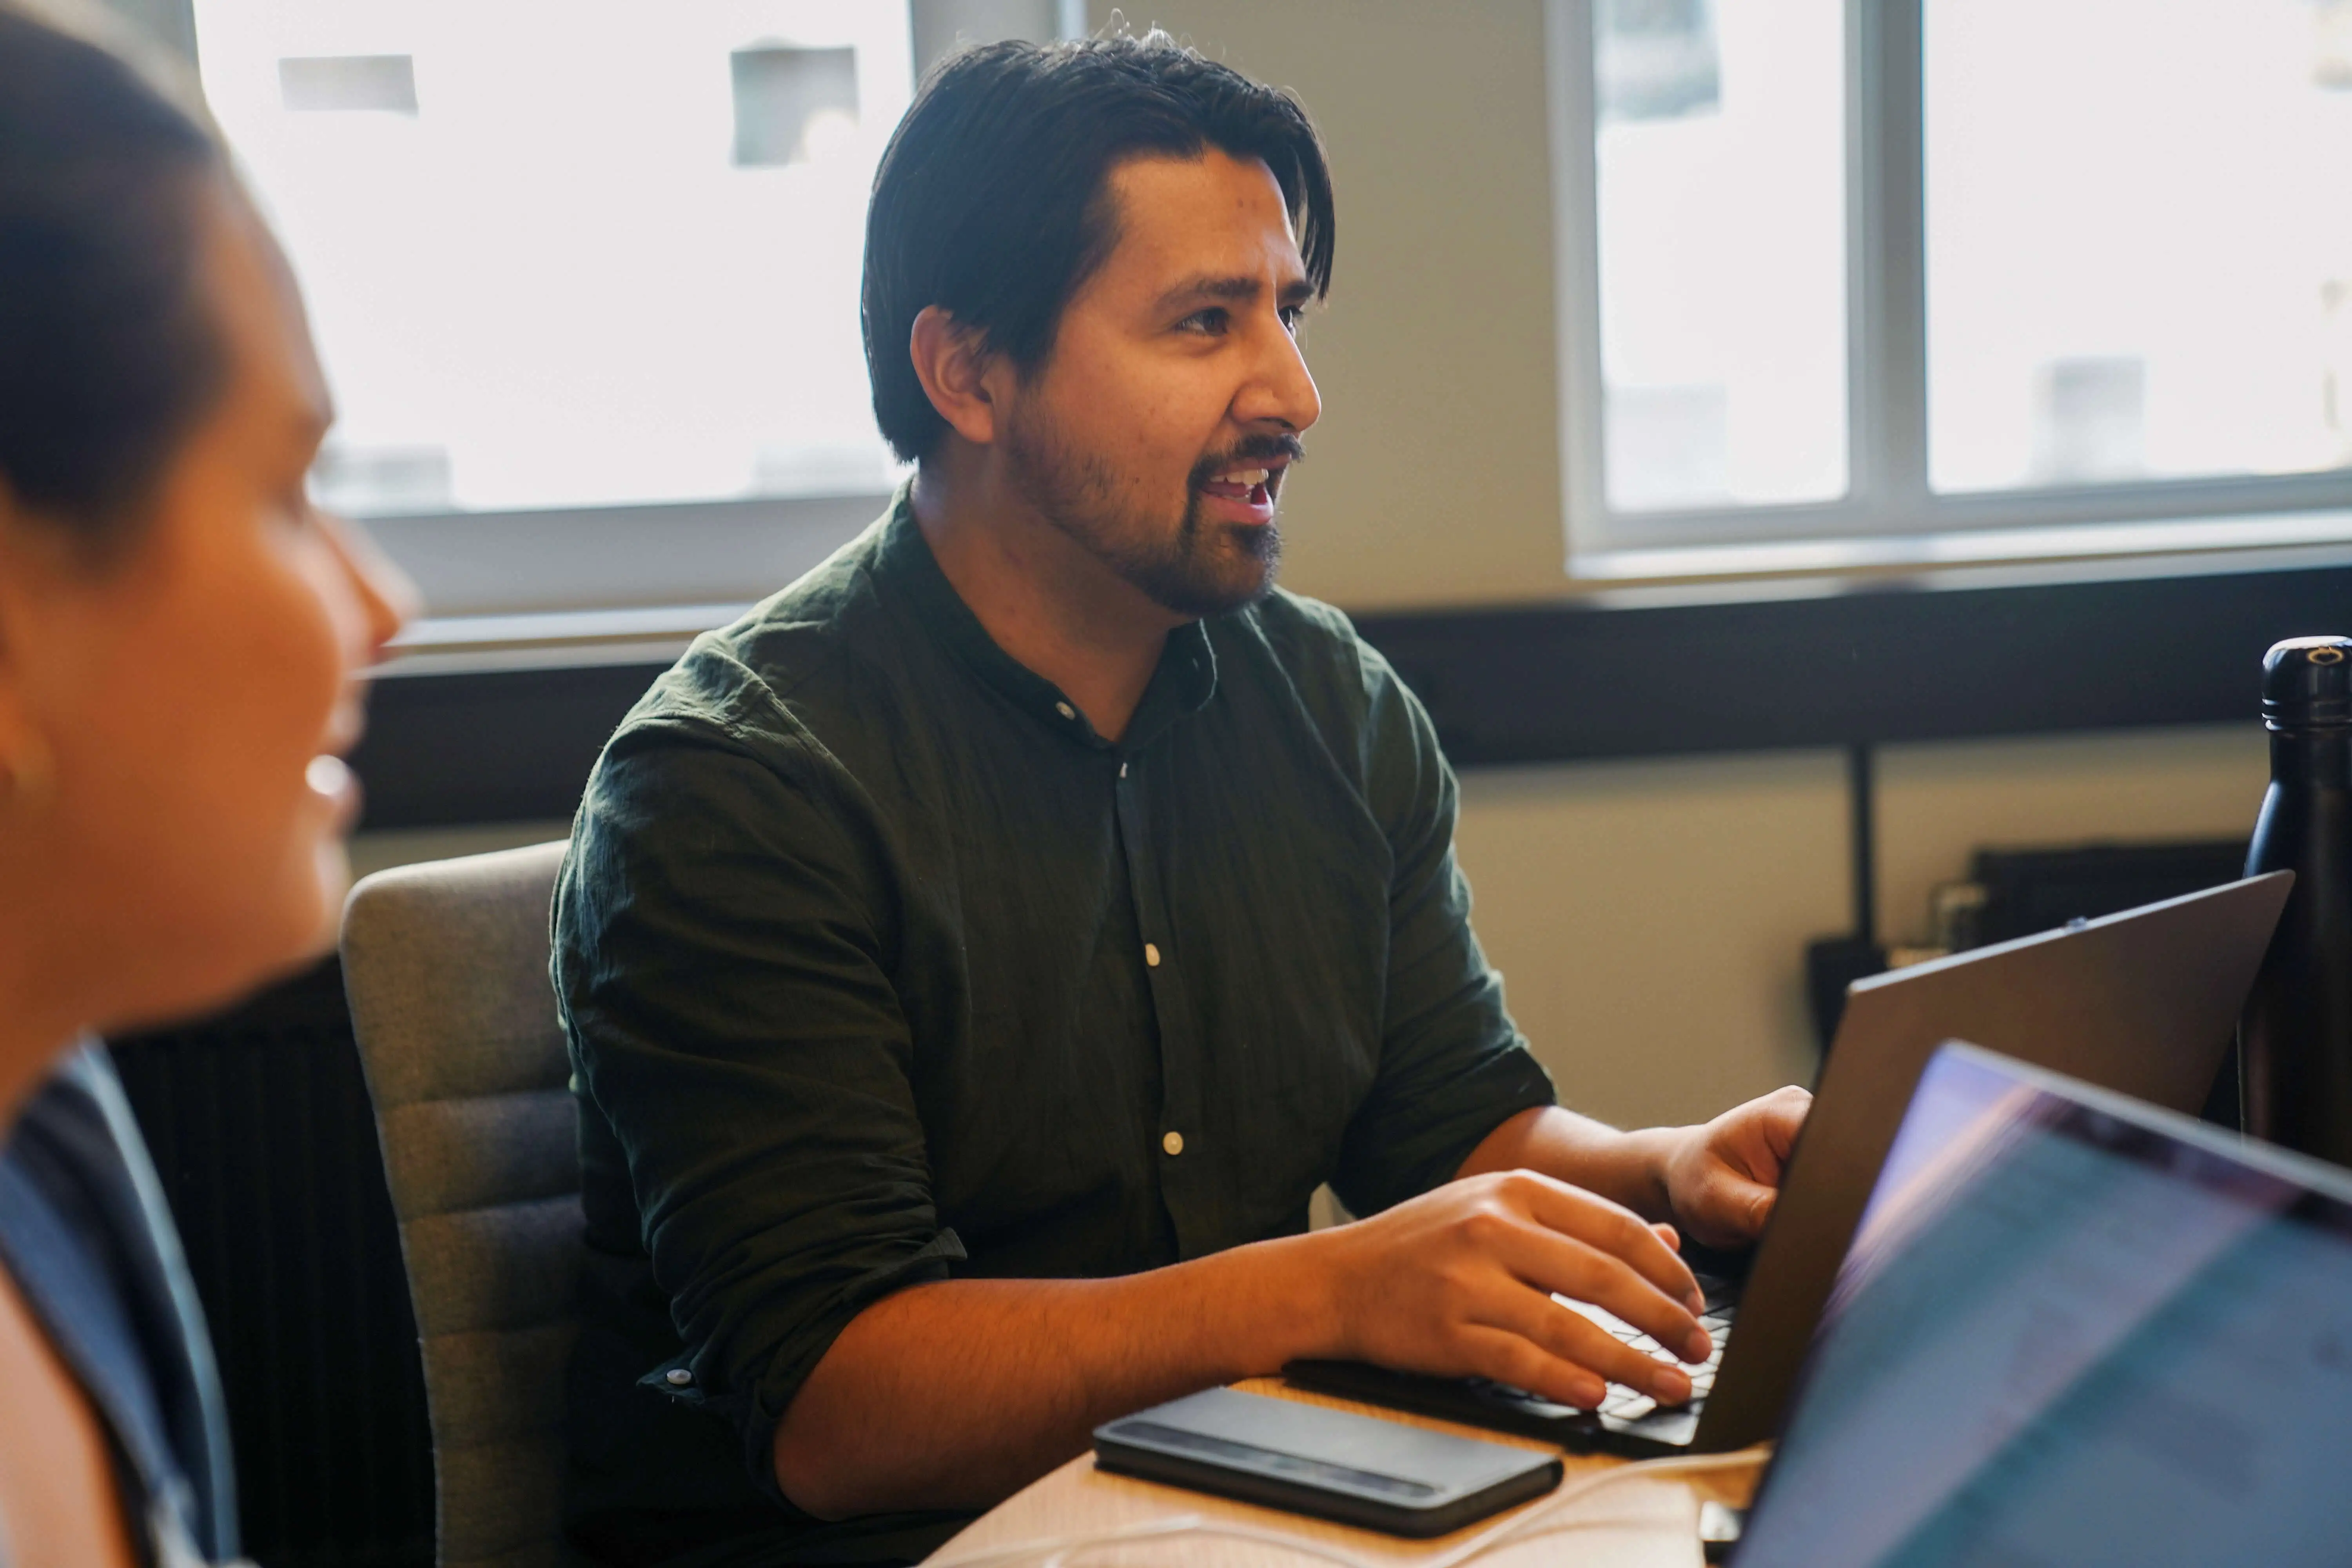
[{"xmin": 1658, "ymin": 1085, "xmax": 1812, "ymax": 1248}]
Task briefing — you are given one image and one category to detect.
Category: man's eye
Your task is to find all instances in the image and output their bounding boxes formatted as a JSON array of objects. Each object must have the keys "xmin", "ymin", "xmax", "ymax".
[
  {"xmin": 1178, "ymin": 308, "xmax": 1229, "ymax": 335},
  {"xmin": 1279, "ymin": 307, "xmax": 1304, "ymax": 335}
]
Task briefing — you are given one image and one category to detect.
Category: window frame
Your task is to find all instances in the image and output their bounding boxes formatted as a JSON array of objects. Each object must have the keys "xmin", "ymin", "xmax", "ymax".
[{"xmin": 1547, "ymin": 0, "xmax": 2352, "ymax": 578}]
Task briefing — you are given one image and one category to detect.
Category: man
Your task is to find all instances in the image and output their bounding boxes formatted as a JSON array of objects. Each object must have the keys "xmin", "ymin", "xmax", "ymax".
[{"xmin": 554, "ymin": 32, "xmax": 1811, "ymax": 1567}]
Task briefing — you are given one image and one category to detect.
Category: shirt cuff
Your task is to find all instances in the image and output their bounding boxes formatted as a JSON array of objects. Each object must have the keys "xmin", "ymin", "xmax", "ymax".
[{"xmin": 642, "ymin": 1227, "xmax": 971, "ymax": 1512}]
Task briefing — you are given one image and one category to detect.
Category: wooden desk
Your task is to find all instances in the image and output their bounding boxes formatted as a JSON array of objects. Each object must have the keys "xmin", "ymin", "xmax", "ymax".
[{"xmin": 929, "ymin": 1378, "xmax": 1764, "ymax": 1567}]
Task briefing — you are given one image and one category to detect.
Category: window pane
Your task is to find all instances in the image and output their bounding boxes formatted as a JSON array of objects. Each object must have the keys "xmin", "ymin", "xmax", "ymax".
[
  {"xmin": 1593, "ymin": 0, "xmax": 1848, "ymax": 514},
  {"xmin": 193, "ymin": 1, "xmax": 912, "ymax": 518},
  {"xmin": 1927, "ymin": 0, "xmax": 2352, "ymax": 494}
]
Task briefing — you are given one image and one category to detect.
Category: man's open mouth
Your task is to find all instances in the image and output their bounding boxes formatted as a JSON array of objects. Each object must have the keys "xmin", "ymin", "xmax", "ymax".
[{"xmin": 1196, "ymin": 463, "xmax": 1285, "ymax": 511}]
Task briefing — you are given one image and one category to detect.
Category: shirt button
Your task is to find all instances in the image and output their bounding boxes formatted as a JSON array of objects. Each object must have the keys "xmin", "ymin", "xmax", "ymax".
[
  {"xmin": 1162, "ymin": 1130, "xmax": 1185, "ymax": 1156},
  {"xmin": 1144, "ymin": 942, "xmax": 1161, "ymax": 967},
  {"xmin": 1119, "ymin": 761, "xmax": 1129, "ymax": 779},
  {"xmin": 665, "ymin": 1368, "xmax": 693, "ymax": 1387},
  {"xmin": 1055, "ymin": 701, "xmax": 1076, "ymax": 720}
]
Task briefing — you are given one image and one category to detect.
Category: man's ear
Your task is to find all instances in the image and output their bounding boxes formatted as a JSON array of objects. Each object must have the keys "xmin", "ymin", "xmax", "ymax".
[{"xmin": 907, "ymin": 305, "xmax": 1004, "ymax": 448}]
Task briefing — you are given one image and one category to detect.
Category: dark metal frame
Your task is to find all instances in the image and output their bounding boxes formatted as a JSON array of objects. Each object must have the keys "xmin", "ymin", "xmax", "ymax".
[{"xmin": 352, "ymin": 558, "xmax": 2351, "ymax": 829}]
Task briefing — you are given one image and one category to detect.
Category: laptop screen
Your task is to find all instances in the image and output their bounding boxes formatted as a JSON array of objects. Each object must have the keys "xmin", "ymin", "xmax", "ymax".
[{"xmin": 1734, "ymin": 1043, "xmax": 2352, "ymax": 1568}]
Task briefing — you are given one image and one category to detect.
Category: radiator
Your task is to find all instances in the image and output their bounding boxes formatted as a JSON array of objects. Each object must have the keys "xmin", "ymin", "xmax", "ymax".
[{"xmin": 107, "ymin": 957, "xmax": 435, "ymax": 1568}]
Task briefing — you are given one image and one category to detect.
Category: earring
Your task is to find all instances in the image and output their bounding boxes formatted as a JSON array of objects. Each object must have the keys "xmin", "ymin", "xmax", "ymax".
[{"xmin": 0, "ymin": 733, "xmax": 53, "ymax": 810}]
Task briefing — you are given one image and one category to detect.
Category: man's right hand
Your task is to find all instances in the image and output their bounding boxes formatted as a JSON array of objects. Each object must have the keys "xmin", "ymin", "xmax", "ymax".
[
  {"xmin": 1308, "ymin": 1170, "xmax": 1713, "ymax": 1410},
  {"xmin": 770, "ymin": 1165, "xmax": 1718, "ymax": 1519}
]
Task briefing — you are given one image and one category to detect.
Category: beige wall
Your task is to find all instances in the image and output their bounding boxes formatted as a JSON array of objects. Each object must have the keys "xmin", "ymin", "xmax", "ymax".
[
  {"xmin": 1447, "ymin": 724, "xmax": 2269, "ymax": 1134},
  {"xmin": 1454, "ymin": 752, "xmax": 1849, "ymax": 1130},
  {"xmin": 1873, "ymin": 724, "xmax": 2268, "ymax": 947}
]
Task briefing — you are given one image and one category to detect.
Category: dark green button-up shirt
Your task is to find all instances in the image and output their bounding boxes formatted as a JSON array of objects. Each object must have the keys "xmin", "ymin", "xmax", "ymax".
[{"xmin": 552, "ymin": 491, "xmax": 1554, "ymax": 1565}]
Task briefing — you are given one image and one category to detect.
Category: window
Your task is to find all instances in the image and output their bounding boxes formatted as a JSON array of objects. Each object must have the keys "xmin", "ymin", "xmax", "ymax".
[
  {"xmin": 1592, "ymin": 0, "xmax": 1847, "ymax": 514},
  {"xmin": 1927, "ymin": 0, "xmax": 2349, "ymax": 494},
  {"xmin": 189, "ymin": 0, "xmax": 932, "ymax": 633},
  {"xmin": 196, "ymin": 1, "xmax": 909, "ymax": 521},
  {"xmin": 1550, "ymin": 0, "xmax": 2352, "ymax": 578}
]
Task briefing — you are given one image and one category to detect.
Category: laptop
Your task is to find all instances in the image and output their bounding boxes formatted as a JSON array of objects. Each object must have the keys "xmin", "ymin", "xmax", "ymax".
[
  {"xmin": 1286, "ymin": 871, "xmax": 2292, "ymax": 1455},
  {"xmin": 1734, "ymin": 1041, "xmax": 2352, "ymax": 1566}
]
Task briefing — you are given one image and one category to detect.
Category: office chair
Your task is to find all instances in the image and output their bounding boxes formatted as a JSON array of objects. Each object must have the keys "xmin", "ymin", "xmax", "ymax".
[{"xmin": 342, "ymin": 840, "xmax": 582, "ymax": 1568}]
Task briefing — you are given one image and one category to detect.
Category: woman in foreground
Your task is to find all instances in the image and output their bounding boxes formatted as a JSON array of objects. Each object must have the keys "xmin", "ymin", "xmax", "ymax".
[{"xmin": 0, "ymin": 5, "xmax": 410, "ymax": 1562}]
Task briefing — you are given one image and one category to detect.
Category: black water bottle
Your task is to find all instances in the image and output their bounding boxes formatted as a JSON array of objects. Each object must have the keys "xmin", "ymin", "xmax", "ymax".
[{"xmin": 2240, "ymin": 636, "xmax": 2352, "ymax": 1165}]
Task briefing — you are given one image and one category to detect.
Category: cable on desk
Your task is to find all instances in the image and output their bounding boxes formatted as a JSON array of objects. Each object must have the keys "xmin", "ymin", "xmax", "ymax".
[
  {"xmin": 1424, "ymin": 1447, "xmax": 1769, "ymax": 1568},
  {"xmin": 927, "ymin": 1445, "xmax": 1772, "ymax": 1568}
]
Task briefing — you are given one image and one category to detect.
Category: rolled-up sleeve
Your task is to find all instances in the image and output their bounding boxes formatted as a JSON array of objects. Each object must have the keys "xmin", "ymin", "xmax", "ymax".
[
  {"xmin": 1332, "ymin": 653, "xmax": 1556, "ymax": 1218},
  {"xmin": 554, "ymin": 713, "xmax": 961, "ymax": 1499}
]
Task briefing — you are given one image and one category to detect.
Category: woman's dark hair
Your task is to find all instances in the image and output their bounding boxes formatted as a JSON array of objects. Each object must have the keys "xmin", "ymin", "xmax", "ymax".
[
  {"xmin": 0, "ymin": 4, "xmax": 227, "ymax": 545},
  {"xmin": 862, "ymin": 31, "xmax": 1336, "ymax": 462}
]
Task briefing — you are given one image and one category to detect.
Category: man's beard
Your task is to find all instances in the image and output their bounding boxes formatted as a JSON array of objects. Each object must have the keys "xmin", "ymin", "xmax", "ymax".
[{"xmin": 1001, "ymin": 403, "xmax": 1299, "ymax": 620}]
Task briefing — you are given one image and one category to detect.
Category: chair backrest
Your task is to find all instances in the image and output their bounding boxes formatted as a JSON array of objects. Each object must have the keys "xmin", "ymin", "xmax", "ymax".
[{"xmin": 341, "ymin": 840, "xmax": 580, "ymax": 1568}]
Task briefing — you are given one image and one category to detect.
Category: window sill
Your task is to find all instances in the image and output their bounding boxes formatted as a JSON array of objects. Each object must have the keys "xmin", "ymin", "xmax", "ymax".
[
  {"xmin": 379, "ymin": 603, "xmax": 753, "ymax": 678},
  {"xmin": 1568, "ymin": 508, "xmax": 2352, "ymax": 601},
  {"xmin": 372, "ymin": 506, "xmax": 2352, "ymax": 680}
]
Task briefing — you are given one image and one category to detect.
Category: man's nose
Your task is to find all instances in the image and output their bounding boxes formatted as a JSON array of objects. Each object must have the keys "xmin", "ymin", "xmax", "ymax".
[{"xmin": 1235, "ymin": 314, "xmax": 1322, "ymax": 434}]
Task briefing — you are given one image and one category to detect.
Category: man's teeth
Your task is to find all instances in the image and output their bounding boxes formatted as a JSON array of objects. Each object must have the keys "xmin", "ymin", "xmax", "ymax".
[{"xmin": 1214, "ymin": 468, "xmax": 1271, "ymax": 486}]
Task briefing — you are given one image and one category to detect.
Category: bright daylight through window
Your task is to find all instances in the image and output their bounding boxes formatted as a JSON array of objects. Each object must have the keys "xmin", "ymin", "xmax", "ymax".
[
  {"xmin": 1593, "ymin": 0, "xmax": 1846, "ymax": 515},
  {"xmin": 1560, "ymin": 0, "xmax": 2352, "ymax": 575},
  {"xmin": 1927, "ymin": 0, "xmax": 2352, "ymax": 494},
  {"xmin": 192, "ymin": 0, "xmax": 912, "ymax": 522}
]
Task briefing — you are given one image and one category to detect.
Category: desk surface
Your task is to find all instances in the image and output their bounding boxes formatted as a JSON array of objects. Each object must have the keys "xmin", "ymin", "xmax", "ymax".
[{"xmin": 929, "ymin": 1378, "xmax": 1764, "ymax": 1567}]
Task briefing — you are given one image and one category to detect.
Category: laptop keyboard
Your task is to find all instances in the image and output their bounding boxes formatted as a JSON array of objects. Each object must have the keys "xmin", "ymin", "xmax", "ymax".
[
  {"xmin": 1281, "ymin": 1270, "xmax": 1743, "ymax": 1447},
  {"xmin": 1555, "ymin": 1293, "xmax": 1736, "ymax": 1423}
]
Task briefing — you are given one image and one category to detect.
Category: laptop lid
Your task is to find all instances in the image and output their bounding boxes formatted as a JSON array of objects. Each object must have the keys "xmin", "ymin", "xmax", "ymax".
[
  {"xmin": 1733, "ymin": 1041, "xmax": 2352, "ymax": 1566},
  {"xmin": 1697, "ymin": 872, "xmax": 2291, "ymax": 1451}
]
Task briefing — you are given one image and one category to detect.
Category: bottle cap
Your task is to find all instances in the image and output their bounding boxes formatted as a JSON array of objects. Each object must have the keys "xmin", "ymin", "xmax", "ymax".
[{"xmin": 2263, "ymin": 637, "xmax": 2352, "ymax": 728}]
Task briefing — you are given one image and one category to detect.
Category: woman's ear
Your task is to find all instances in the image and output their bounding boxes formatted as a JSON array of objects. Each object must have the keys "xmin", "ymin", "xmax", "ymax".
[
  {"xmin": 0, "ymin": 514, "xmax": 57, "ymax": 815},
  {"xmin": 0, "ymin": 481, "xmax": 86, "ymax": 817},
  {"xmin": 907, "ymin": 305, "xmax": 1004, "ymax": 448}
]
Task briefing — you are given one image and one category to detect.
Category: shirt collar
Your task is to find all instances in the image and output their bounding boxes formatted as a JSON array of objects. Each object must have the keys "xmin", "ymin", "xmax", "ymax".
[{"xmin": 875, "ymin": 485, "xmax": 1220, "ymax": 751}]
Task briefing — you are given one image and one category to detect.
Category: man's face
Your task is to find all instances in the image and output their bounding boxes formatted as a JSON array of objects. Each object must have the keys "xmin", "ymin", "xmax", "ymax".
[{"xmin": 997, "ymin": 148, "xmax": 1322, "ymax": 619}]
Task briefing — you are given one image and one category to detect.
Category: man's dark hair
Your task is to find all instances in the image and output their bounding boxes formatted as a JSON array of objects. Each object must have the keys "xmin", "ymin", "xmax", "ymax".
[
  {"xmin": 862, "ymin": 31, "xmax": 1336, "ymax": 462},
  {"xmin": 0, "ymin": 3, "xmax": 227, "ymax": 548}
]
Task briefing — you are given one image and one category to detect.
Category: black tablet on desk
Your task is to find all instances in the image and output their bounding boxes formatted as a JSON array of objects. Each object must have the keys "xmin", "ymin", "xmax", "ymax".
[{"xmin": 1093, "ymin": 1387, "xmax": 1561, "ymax": 1537}]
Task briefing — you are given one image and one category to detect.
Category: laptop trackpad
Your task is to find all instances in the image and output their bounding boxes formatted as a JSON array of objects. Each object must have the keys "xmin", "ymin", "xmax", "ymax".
[{"xmin": 1601, "ymin": 1405, "xmax": 1702, "ymax": 1446}]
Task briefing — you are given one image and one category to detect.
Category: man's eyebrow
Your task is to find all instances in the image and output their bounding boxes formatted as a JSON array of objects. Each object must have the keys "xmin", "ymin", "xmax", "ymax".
[
  {"xmin": 1158, "ymin": 274, "xmax": 1263, "ymax": 310},
  {"xmin": 1157, "ymin": 272, "xmax": 1318, "ymax": 312}
]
